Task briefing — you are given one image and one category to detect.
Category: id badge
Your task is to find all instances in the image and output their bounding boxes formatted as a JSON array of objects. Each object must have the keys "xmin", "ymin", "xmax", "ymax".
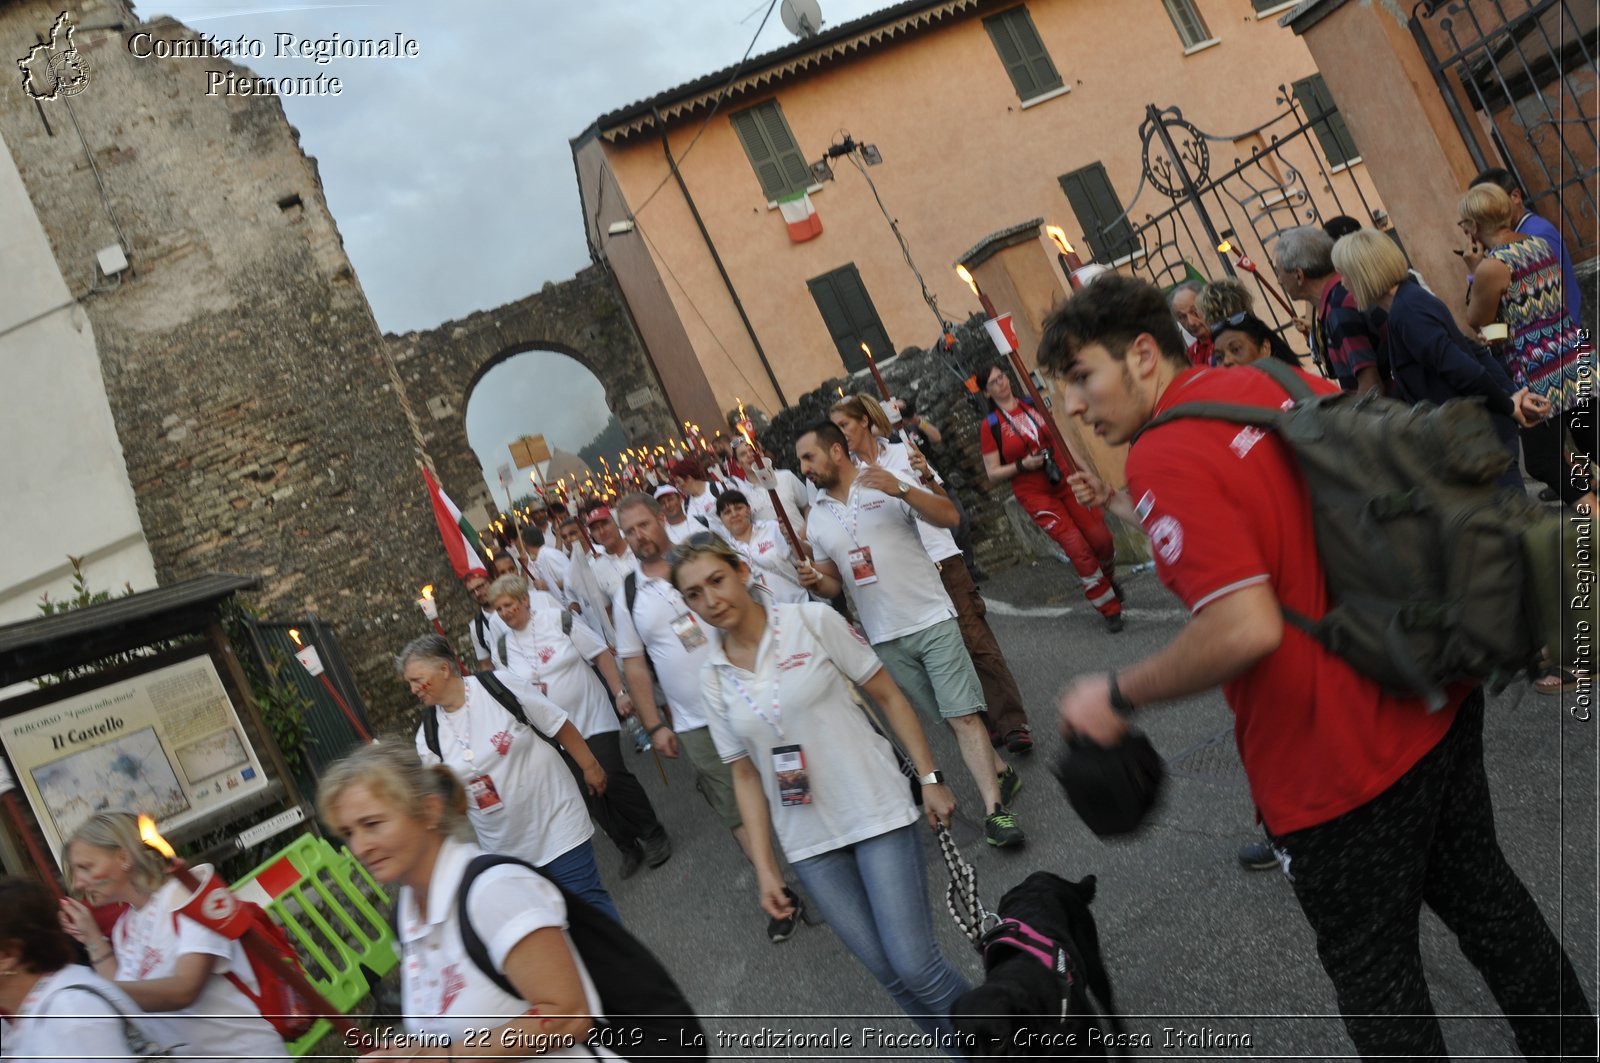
[
  {"xmin": 772, "ymin": 745, "xmax": 812, "ymax": 806},
  {"xmin": 465, "ymin": 773, "xmax": 505, "ymax": 813},
  {"xmin": 670, "ymin": 612, "xmax": 708, "ymax": 650},
  {"xmin": 848, "ymin": 546, "xmax": 878, "ymax": 586}
]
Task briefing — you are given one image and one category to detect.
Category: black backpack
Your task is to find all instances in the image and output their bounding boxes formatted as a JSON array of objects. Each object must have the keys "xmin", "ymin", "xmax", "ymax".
[
  {"xmin": 422, "ymin": 671, "xmax": 560, "ymax": 759},
  {"xmin": 456, "ymin": 854, "xmax": 707, "ymax": 1061},
  {"xmin": 1134, "ymin": 358, "xmax": 1555, "ymax": 708}
]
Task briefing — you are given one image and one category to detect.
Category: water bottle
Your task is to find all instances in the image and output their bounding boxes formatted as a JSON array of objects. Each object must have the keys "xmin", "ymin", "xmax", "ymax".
[{"xmin": 625, "ymin": 713, "xmax": 651, "ymax": 753}]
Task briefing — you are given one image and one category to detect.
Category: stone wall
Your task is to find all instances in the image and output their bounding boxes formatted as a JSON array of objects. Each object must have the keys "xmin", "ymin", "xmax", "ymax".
[
  {"xmin": 0, "ymin": 3, "xmax": 441, "ymax": 728},
  {"xmin": 759, "ymin": 314, "xmax": 1037, "ymax": 573},
  {"xmin": 387, "ymin": 265, "xmax": 678, "ymax": 514}
]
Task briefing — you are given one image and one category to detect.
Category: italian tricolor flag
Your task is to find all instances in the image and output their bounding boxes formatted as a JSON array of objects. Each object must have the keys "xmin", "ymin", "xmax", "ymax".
[
  {"xmin": 777, "ymin": 190, "xmax": 822, "ymax": 242},
  {"xmin": 421, "ymin": 465, "xmax": 486, "ymax": 578}
]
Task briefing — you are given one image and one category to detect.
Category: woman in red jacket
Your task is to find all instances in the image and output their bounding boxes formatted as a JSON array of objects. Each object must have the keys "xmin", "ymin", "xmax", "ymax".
[{"xmin": 979, "ymin": 364, "xmax": 1124, "ymax": 631}]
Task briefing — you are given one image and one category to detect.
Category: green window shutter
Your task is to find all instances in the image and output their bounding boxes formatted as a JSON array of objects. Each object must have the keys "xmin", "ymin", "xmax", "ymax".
[
  {"xmin": 984, "ymin": 7, "xmax": 1062, "ymax": 101},
  {"xmin": 732, "ymin": 101, "xmax": 810, "ymax": 200},
  {"xmin": 1293, "ymin": 75, "xmax": 1360, "ymax": 166},
  {"xmin": 1059, "ymin": 163, "xmax": 1137, "ymax": 261},
  {"xmin": 808, "ymin": 265, "xmax": 892, "ymax": 373}
]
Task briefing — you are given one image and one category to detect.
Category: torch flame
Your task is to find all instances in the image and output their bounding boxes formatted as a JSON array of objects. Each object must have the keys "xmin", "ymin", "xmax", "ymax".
[
  {"xmin": 420, "ymin": 584, "xmax": 434, "ymax": 600},
  {"xmin": 955, "ymin": 263, "xmax": 979, "ymax": 297},
  {"xmin": 138, "ymin": 815, "xmax": 175, "ymax": 859},
  {"xmin": 860, "ymin": 342, "xmax": 872, "ymax": 359},
  {"xmin": 288, "ymin": 628, "xmax": 302, "ymax": 647},
  {"xmin": 1044, "ymin": 225, "xmax": 1074, "ymax": 255},
  {"xmin": 1217, "ymin": 240, "xmax": 1233, "ymax": 254}
]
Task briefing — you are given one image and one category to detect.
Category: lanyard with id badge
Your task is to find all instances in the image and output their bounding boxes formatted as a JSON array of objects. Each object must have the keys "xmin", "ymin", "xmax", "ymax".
[
  {"xmin": 826, "ymin": 486, "xmax": 878, "ymax": 586},
  {"xmin": 648, "ymin": 578, "xmax": 709, "ymax": 650},
  {"xmin": 439, "ymin": 703, "xmax": 506, "ymax": 815},
  {"xmin": 722, "ymin": 611, "xmax": 810, "ymax": 806}
]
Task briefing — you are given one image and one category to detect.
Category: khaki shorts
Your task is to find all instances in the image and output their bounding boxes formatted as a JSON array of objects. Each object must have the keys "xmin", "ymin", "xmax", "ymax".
[
  {"xmin": 873, "ymin": 617, "xmax": 985, "ymax": 721},
  {"xmin": 677, "ymin": 725, "xmax": 743, "ymax": 830}
]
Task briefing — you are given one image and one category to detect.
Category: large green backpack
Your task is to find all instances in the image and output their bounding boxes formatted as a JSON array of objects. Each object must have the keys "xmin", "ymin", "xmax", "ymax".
[{"xmin": 1135, "ymin": 359, "xmax": 1566, "ymax": 708}]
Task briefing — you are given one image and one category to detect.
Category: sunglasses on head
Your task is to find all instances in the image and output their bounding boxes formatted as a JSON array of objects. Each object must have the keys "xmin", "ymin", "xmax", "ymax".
[{"xmin": 1209, "ymin": 311, "xmax": 1254, "ymax": 340}]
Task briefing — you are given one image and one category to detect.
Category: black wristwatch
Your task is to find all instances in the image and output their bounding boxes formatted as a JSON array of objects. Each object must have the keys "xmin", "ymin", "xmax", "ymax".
[
  {"xmin": 917, "ymin": 770, "xmax": 945, "ymax": 786},
  {"xmin": 1108, "ymin": 673, "xmax": 1137, "ymax": 719}
]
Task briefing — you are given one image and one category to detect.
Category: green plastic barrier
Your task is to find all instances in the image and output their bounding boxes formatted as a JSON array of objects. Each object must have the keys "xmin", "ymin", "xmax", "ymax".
[{"xmin": 232, "ymin": 833, "xmax": 398, "ymax": 1057}]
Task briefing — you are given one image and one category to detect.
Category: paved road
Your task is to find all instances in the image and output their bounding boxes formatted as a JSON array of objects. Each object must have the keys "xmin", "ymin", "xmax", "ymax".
[{"xmin": 591, "ymin": 561, "xmax": 1598, "ymax": 1060}]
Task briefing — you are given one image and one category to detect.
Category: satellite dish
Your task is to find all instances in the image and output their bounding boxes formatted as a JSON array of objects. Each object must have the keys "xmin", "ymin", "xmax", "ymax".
[{"xmin": 781, "ymin": 0, "xmax": 823, "ymax": 39}]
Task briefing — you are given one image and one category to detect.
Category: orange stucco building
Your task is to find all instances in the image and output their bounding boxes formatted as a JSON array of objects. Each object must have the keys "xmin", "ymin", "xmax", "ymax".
[{"xmin": 572, "ymin": 0, "xmax": 1356, "ymax": 426}]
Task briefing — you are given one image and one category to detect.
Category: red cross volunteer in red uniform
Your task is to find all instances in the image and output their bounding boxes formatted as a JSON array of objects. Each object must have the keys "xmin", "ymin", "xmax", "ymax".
[{"xmin": 1037, "ymin": 273, "xmax": 1592, "ymax": 1062}]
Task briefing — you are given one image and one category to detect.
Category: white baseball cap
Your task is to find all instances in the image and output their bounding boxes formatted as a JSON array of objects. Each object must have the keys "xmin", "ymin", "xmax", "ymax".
[{"xmin": 653, "ymin": 484, "xmax": 681, "ymax": 499}]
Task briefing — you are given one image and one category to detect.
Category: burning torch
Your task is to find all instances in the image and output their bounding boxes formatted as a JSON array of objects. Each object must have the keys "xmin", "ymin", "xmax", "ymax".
[
  {"xmin": 138, "ymin": 816, "xmax": 369, "ymax": 1048},
  {"xmin": 1217, "ymin": 239, "xmax": 1296, "ymax": 317},
  {"xmin": 416, "ymin": 585, "xmax": 468, "ymax": 674},
  {"xmin": 288, "ymin": 628, "xmax": 372, "ymax": 743}
]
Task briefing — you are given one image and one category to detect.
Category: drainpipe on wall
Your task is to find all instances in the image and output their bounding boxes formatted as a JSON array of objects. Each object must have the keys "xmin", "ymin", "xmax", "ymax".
[{"xmin": 653, "ymin": 106, "xmax": 789, "ymax": 409}]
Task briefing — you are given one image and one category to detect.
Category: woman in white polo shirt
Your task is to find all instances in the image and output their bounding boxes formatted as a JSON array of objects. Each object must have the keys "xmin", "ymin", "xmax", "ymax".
[
  {"xmin": 713, "ymin": 488, "xmax": 810, "ymax": 605},
  {"xmin": 488, "ymin": 574, "xmax": 673, "ymax": 880},
  {"xmin": 398, "ymin": 634, "xmax": 621, "ymax": 924},
  {"xmin": 671, "ymin": 536, "xmax": 972, "ymax": 1037},
  {"xmin": 318, "ymin": 742, "xmax": 622, "ymax": 1060}
]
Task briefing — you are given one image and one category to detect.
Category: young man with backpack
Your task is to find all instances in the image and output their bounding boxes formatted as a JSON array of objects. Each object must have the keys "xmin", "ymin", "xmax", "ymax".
[{"xmin": 1041, "ymin": 274, "xmax": 1592, "ymax": 1060}]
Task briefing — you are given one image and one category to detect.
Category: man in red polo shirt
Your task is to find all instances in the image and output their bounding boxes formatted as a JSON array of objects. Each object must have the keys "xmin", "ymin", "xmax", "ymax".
[{"xmin": 1038, "ymin": 274, "xmax": 1591, "ymax": 1060}]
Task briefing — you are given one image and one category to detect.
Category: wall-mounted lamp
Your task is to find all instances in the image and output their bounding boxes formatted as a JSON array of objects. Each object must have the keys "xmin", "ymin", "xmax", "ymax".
[{"xmin": 607, "ymin": 219, "xmax": 636, "ymax": 236}]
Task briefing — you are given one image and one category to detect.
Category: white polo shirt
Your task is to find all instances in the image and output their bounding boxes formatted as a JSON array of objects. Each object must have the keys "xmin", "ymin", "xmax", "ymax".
[
  {"xmin": 805, "ymin": 478, "xmax": 957, "ymax": 644},
  {"xmin": 590, "ymin": 547, "xmax": 637, "ymax": 602},
  {"xmin": 664, "ymin": 515, "xmax": 706, "ymax": 545},
  {"xmin": 729, "ymin": 520, "xmax": 809, "ymax": 605},
  {"xmin": 702, "ymin": 602, "xmax": 920, "ymax": 862},
  {"xmin": 416, "ymin": 673, "xmax": 592, "ymax": 867},
  {"xmin": 863, "ymin": 439, "xmax": 961, "ymax": 563},
  {"xmin": 1, "ymin": 965, "xmax": 170, "ymax": 1063},
  {"xmin": 502, "ymin": 608, "xmax": 619, "ymax": 738},
  {"xmin": 611, "ymin": 571, "xmax": 714, "ymax": 733},
  {"xmin": 112, "ymin": 879, "xmax": 289, "ymax": 1063},
  {"xmin": 682, "ymin": 485, "xmax": 725, "ymax": 535},
  {"xmin": 469, "ymin": 607, "xmax": 508, "ymax": 669},
  {"xmin": 397, "ymin": 838, "xmax": 617, "ymax": 1060}
]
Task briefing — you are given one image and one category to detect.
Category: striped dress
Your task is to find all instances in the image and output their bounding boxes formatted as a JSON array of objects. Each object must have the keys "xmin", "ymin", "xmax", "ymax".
[{"xmin": 1488, "ymin": 236, "xmax": 1590, "ymax": 413}]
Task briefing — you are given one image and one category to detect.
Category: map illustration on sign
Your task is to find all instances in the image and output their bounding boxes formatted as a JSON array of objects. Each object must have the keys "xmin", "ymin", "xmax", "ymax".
[{"xmin": 31, "ymin": 725, "xmax": 189, "ymax": 844}]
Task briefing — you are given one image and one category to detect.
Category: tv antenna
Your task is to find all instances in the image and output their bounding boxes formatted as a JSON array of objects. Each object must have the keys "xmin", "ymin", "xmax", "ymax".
[{"xmin": 781, "ymin": 0, "xmax": 823, "ymax": 39}]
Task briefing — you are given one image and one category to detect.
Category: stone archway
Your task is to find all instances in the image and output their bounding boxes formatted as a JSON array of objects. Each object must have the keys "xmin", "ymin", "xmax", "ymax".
[{"xmin": 389, "ymin": 264, "xmax": 677, "ymax": 506}]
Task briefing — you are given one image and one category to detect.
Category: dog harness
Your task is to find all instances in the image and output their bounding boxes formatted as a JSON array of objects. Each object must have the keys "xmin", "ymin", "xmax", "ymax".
[{"xmin": 980, "ymin": 917, "xmax": 1076, "ymax": 986}]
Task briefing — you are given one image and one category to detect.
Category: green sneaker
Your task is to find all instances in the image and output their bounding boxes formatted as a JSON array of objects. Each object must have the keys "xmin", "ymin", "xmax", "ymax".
[
  {"xmin": 998, "ymin": 765, "xmax": 1023, "ymax": 809},
  {"xmin": 984, "ymin": 804, "xmax": 1025, "ymax": 848}
]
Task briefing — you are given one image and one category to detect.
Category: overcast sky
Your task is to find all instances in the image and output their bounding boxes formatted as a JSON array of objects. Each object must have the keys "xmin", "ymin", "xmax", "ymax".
[{"xmin": 151, "ymin": 0, "xmax": 887, "ymax": 496}]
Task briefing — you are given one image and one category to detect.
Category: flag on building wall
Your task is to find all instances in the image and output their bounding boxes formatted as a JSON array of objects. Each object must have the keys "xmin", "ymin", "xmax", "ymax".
[
  {"xmin": 777, "ymin": 191, "xmax": 822, "ymax": 242},
  {"xmin": 421, "ymin": 466, "xmax": 486, "ymax": 578}
]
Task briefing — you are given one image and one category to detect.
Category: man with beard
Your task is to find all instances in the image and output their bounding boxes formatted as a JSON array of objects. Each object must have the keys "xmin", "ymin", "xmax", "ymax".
[{"xmin": 795, "ymin": 423, "xmax": 1024, "ymax": 848}]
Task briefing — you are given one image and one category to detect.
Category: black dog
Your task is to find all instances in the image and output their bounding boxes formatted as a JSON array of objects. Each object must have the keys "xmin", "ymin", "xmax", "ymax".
[{"xmin": 950, "ymin": 872, "xmax": 1121, "ymax": 1058}]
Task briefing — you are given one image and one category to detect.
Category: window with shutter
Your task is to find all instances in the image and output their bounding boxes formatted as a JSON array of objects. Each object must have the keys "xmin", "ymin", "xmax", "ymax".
[
  {"xmin": 1161, "ymin": 0, "xmax": 1213, "ymax": 49},
  {"xmin": 730, "ymin": 100, "xmax": 812, "ymax": 201},
  {"xmin": 1058, "ymin": 163, "xmax": 1139, "ymax": 262},
  {"xmin": 807, "ymin": 265, "xmax": 892, "ymax": 374},
  {"xmin": 982, "ymin": 6, "xmax": 1062, "ymax": 102},
  {"xmin": 1292, "ymin": 74, "xmax": 1360, "ymax": 167}
]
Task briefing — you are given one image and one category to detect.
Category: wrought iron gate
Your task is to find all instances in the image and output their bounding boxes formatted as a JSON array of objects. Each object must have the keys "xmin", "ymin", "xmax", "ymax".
[
  {"xmin": 1410, "ymin": 0, "xmax": 1598, "ymax": 261},
  {"xmin": 1093, "ymin": 88, "xmax": 1386, "ymax": 336}
]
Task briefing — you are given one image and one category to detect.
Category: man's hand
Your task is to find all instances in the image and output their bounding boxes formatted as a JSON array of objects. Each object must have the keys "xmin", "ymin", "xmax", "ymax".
[
  {"xmin": 1057, "ymin": 674, "xmax": 1129, "ymax": 747},
  {"xmin": 614, "ymin": 690, "xmax": 635, "ymax": 718},
  {"xmin": 856, "ymin": 466, "xmax": 905, "ymax": 496},
  {"xmin": 1291, "ymin": 315, "xmax": 1311, "ymax": 337},
  {"xmin": 581, "ymin": 760, "xmax": 608, "ymax": 796},
  {"xmin": 1068, "ymin": 470, "xmax": 1110, "ymax": 508},
  {"xmin": 652, "ymin": 726, "xmax": 680, "ymax": 758}
]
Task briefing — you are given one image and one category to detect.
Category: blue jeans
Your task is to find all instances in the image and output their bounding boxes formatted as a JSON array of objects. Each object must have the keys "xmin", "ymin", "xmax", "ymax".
[
  {"xmin": 539, "ymin": 839, "xmax": 622, "ymax": 924},
  {"xmin": 792, "ymin": 825, "xmax": 971, "ymax": 1040}
]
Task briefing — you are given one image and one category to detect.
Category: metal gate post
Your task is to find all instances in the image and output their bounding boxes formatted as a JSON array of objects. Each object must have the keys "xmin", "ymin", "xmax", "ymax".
[{"xmin": 1145, "ymin": 104, "xmax": 1237, "ymax": 278}]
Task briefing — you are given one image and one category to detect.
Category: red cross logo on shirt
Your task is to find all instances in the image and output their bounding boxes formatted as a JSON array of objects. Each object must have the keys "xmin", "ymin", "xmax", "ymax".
[
  {"xmin": 439, "ymin": 963, "xmax": 466, "ymax": 1012},
  {"xmin": 491, "ymin": 730, "xmax": 513, "ymax": 756},
  {"xmin": 136, "ymin": 946, "xmax": 161, "ymax": 979},
  {"xmin": 538, "ymin": 646, "xmax": 556, "ymax": 664},
  {"xmin": 758, "ymin": 541, "xmax": 774, "ymax": 554}
]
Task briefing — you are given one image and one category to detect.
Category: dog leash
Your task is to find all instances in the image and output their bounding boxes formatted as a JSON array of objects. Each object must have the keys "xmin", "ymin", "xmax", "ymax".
[{"xmin": 935, "ymin": 823, "xmax": 998, "ymax": 948}]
